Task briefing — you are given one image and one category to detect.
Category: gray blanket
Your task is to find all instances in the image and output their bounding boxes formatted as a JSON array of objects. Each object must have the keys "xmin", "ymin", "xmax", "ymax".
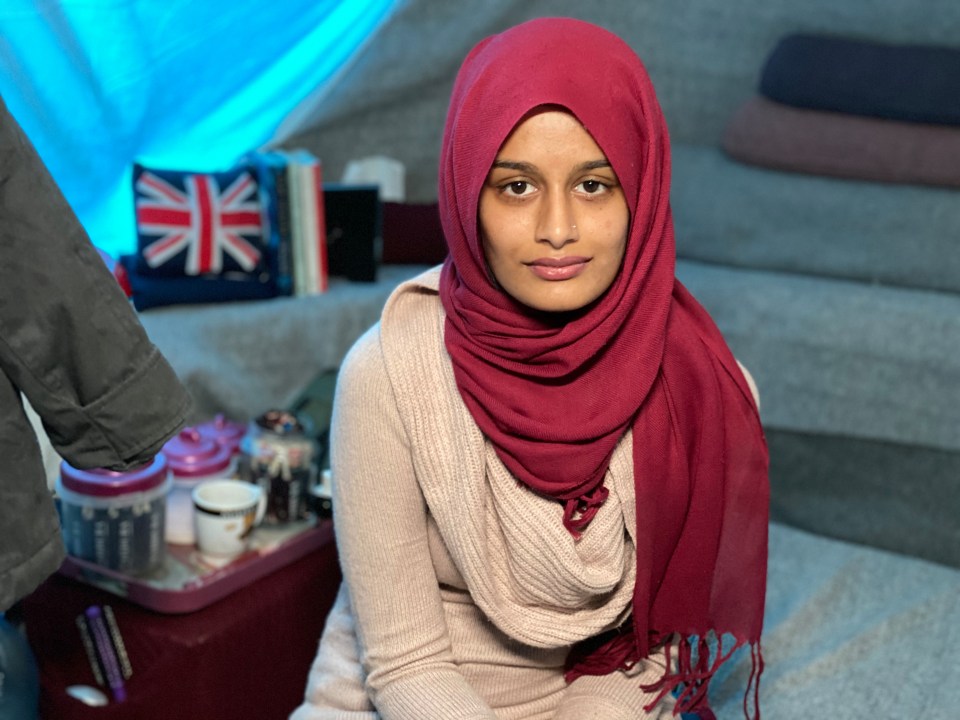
[{"xmin": 714, "ymin": 523, "xmax": 960, "ymax": 717}]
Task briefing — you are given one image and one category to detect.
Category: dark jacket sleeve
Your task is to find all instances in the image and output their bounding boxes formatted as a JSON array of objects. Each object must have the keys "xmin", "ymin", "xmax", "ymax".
[
  {"xmin": 0, "ymin": 96, "xmax": 191, "ymax": 469},
  {"xmin": 0, "ymin": 95, "xmax": 191, "ymax": 610}
]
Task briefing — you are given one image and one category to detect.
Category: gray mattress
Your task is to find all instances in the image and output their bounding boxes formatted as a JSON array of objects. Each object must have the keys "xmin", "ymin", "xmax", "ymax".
[{"xmin": 712, "ymin": 522, "xmax": 960, "ymax": 718}]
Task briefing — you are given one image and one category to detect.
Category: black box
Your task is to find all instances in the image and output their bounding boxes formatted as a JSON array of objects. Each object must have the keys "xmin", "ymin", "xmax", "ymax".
[{"xmin": 323, "ymin": 184, "xmax": 381, "ymax": 282}]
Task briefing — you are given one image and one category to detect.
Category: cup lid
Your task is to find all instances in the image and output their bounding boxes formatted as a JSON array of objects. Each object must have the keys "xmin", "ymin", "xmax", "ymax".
[
  {"xmin": 60, "ymin": 454, "xmax": 169, "ymax": 497},
  {"xmin": 196, "ymin": 414, "xmax": 246, "ymax": 454},
  {"xmin": 162, "ymin": 427, "xmax": 233, "ymax": 478}
]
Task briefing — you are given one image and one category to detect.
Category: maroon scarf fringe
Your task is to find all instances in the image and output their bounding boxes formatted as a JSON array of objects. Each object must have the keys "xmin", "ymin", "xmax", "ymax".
[
  {"xmin": 640, "ymin": 635, "xmax": 763, "ymax": 720},
  {"xmin": 566, "ymin": 630, "xmax": 763, "ymax": 720}
]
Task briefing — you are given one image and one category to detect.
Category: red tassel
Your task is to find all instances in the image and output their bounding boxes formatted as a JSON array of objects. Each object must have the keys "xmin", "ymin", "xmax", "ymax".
[
  {"xmin": 569, "ymin": 628, "xmax": 763, "ymax": 719},
  {"xmin": 743, "ymin": 640, "xmax": 763, "ymax": 720},
  {"xmin": 640, "ymin": 634, "xmax": 760, "ymax": 719}
]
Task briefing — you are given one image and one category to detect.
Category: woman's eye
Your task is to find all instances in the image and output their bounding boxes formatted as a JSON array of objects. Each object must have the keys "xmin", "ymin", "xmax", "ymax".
[
  {"xmin": 578, "ymin": 180, "xmax": 606, "ymax": 194},
  {"xmin": 503, "ymin": 181, "xmax": 534, "ymax": 196}
]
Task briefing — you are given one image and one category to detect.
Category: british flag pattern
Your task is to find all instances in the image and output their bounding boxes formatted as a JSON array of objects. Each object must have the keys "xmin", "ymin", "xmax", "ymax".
[{"xmin": 134, "ymin": 165, "xmax": 266, "ymax": 276}]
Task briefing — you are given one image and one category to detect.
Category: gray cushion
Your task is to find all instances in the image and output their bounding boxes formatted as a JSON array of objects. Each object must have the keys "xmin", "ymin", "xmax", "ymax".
[
  {"xmin": 676, "ymin": 258, "xmax": 960, "ymax": 453},
  {"xmin": 672, "ymin": 144, "xmax": 960, "ymax": 293},
  {"xmin": 767, "ymin": 430, "xmax": 960, "ymax": 568}
]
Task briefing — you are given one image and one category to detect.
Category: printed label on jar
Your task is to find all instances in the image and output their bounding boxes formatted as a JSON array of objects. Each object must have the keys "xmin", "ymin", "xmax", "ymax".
[{"xmin": 59, "ymin": 497, "xmax": 167, "ymax": 576}]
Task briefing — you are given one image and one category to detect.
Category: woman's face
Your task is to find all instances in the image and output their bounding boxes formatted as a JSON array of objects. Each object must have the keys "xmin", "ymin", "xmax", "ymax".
[{"xmin": 478, "ymin": 110, "xmax": 629, "ymax": 314}]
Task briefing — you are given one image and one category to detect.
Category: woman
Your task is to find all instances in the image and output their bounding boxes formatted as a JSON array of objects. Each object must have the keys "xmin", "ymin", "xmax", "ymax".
[{"xmin": 293, "ymin": 17, "xmax": 768, "ymax": 720}]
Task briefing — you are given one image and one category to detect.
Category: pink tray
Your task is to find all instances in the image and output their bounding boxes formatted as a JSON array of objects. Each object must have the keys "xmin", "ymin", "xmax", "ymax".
[{"xmin": 58, "ymin": 519, "xmax": 334, "ymax": 614}]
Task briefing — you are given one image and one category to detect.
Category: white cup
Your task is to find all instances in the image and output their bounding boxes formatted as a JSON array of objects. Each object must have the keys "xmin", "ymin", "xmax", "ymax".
[{"xmin": 192, "ymin": 480, "xmax": 266, "ymax": 564}]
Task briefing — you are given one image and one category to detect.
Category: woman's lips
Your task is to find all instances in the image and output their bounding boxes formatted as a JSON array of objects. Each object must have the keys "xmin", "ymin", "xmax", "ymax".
[{"xmin": 526, "ymin": 256, "xmax": 590, "ymax": 281}]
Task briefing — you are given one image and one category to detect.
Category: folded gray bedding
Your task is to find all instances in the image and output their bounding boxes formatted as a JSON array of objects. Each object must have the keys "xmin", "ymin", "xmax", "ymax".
[{"xmin": 671, "ymin": 145, "xmax": 960, "ymax": 294}]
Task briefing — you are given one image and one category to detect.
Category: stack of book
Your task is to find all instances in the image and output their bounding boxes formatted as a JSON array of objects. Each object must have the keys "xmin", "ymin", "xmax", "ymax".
[{"xmin": 248, "ymin": 149, "xmax": 329, "ymax": 297}]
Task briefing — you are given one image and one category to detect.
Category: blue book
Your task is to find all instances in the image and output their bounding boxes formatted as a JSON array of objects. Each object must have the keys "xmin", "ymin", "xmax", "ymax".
[{"xmin": 247, "ymin": 151, "xmax": 294, "ymax": 296}]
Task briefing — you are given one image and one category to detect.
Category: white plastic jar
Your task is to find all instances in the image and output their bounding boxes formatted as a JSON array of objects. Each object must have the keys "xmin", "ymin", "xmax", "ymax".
[{"xmin": 56, "ymin": 454, "xmax": 171, "ymax": 575}]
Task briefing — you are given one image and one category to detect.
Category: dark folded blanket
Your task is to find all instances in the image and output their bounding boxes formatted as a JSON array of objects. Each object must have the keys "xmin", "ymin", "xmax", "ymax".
[
  {"xmin": 760, "ymin": 33, "xmax": 960, "ymax": 125},
  {"xmin": 723, "ymin": 95, "xmax": 960, "ymax": 187},
  {"xmin": 120, "ymin": 254, "xmax": 276, "ymax": 311}
]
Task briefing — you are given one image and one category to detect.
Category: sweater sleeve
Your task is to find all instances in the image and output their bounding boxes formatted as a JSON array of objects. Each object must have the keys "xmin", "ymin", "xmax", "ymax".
[
  {"xmin": 326, "ymin": 327, "xmax": 497, "ymax": 720},
  {"xmin": 554, "ymin": 645, "xmax": 677, "ymax": 719},
  {"xmin": 0, "ymin": 95, "xmax": 190, "ymax": 471}
]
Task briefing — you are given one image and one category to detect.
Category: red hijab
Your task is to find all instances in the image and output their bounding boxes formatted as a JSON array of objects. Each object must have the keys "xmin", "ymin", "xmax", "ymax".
[{"xmin": 438, "ymin": 18, "xmax": 769, "ymax": 719}]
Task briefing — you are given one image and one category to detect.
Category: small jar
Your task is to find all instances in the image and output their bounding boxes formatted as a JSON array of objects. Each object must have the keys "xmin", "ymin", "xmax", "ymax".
[
  {"xmin": 56, "ymin": 455, "xmax": 170, "ymax": 575},
  {"xmin": 238, "ymin": 410, "xmax": 317, "ymax": 525},
  {"xmin": 162, "ymin": 428, "xmax": 234, "ymax": 545}
]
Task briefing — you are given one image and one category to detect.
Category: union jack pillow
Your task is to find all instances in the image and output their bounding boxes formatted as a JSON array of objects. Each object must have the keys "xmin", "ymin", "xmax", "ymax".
[{"xmin": 132, "ymin": 163, "xmax": 269, "ymax": 278}]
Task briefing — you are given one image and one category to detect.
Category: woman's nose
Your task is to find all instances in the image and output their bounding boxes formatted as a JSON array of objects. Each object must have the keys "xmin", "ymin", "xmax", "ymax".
[{"xmin": 536, "ymin": 192, "xmax": 579, "ymax": 248}]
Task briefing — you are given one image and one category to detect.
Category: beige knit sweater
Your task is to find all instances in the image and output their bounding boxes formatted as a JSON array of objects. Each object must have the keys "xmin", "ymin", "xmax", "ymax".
[{"xmin": 291, "ymin": 268, "xmax": 677, "ymax": 720}]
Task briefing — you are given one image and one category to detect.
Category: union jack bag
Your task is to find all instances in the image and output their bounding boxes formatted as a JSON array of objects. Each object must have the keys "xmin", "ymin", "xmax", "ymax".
[{"xmin": 132, "ymin": 163, "xmax": 270, "ymax": 279}]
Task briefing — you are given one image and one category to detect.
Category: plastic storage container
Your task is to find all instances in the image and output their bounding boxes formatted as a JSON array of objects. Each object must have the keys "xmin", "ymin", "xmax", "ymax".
[
  {"xmin": 162, "ymin": 427, "xmax": 235, "ymax": 545},
  {"xmin": 57, "ymin": 455, "xmax": 170, "ymax": 576}
]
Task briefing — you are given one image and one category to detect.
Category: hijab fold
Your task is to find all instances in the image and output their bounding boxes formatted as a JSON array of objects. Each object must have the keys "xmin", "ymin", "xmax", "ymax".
[{"xmin": 438, "ymin": 18, "xmax": 769, "ymax": 719}]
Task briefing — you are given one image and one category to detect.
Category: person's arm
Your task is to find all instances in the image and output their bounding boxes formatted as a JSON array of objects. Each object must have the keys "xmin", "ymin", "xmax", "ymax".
[
  {"xmin": 0, "ymin": 95, "xmax": 190, "ymax": 471},
  {"xmin": 554, "ymin": 645, "xmax": 677, "ymax": 719},
  {"xmin": 325, "ymin": 328, "xmax": 497, "ymax": 719}
]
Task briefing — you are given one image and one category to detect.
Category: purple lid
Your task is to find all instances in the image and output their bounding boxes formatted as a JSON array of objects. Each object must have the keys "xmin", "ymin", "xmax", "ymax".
[
  {"xmin": 196, "ymin": 414, "xmax": 246, "ymax": 454},
  {"xmin": 60, "ymin": 454, "xmax": 169, "ymax": 497},
  {"xmin": 162, "ymin": 427, "xmax": 233, "ymax": 478}
]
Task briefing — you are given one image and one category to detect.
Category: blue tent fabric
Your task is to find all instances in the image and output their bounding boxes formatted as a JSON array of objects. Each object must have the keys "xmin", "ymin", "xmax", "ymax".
[{"xmin": 0, "ymin": 0, "xmax": 399, "ymax": 258}]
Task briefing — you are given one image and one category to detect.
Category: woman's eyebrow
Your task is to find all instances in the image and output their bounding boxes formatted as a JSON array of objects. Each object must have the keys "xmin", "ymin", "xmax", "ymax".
[
  {"xmin": 490, "ymin": 160, "xmax": 536, "ymax": 173},
  {"xmin": 577, "ymin": 159, "xmax": 612, "ymax": 171}
]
